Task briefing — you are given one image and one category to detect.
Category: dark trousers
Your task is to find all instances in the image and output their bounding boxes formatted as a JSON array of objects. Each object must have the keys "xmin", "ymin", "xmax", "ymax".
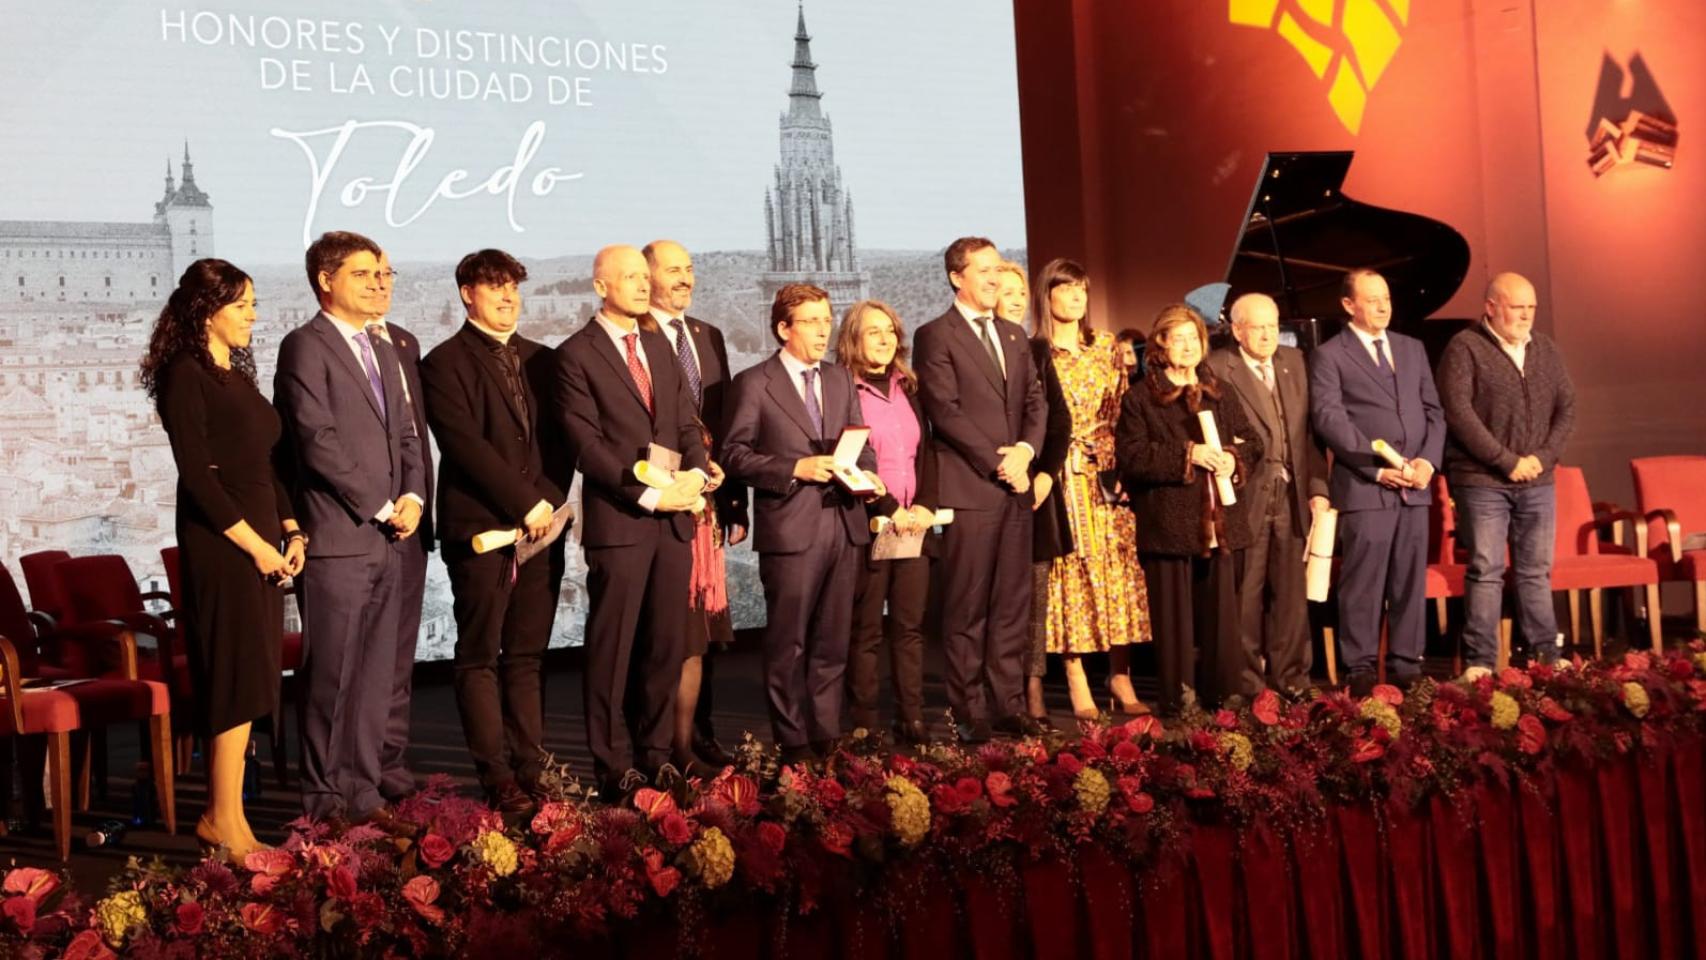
[
  {"xmin": 445, "ymin": 541, "xmax": 564, "ymax": 791},
  {"xmin": 1238, "ymin": 490, "xmax": 1312, "ymax": 697},
  {"xmin": 1337, "ymin": 505, "xmax": 1428, "ymax": 679},
  {"xmin": 759, "ymin": 508, "xmax": 858, "ymax": 749},
  {"xmin": 299, "ymin": 541, "xmax": 403, "ymax": 819},
  {"xmin": 940, "ymin": 499, "xmax": 1032, "ymax": 723},
  {"xmin": 380, "ymin": 536, "xmax": 426, "ymax": 800},
  {"xmin": 847, "ymin": 550, "xmax": 929, "ymax": 728},
  {"xmin": 1140, "ymin": 551, "xmax": 1242, "ymax": 715},
  {"xmin": 583, "ymin": 524, "xmax": 689, "ymax": 784}
]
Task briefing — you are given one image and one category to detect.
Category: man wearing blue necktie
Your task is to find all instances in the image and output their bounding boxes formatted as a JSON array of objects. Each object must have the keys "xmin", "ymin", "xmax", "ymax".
[{"xmin": 1310, "ymin": 269, "xmax": 1446, "ymax": 697}]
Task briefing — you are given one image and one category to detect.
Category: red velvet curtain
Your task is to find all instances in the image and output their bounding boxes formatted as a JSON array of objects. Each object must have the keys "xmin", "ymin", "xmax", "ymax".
[{"xmin": 629, "ymin": 737, "xmax": 1706, "ymax": 959}]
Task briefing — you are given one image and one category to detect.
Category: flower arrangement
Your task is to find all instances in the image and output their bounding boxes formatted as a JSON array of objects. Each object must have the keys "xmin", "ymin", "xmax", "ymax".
[{"xmin": 3, "ymin": 643, "xmax": 1703, "ymax": 958}]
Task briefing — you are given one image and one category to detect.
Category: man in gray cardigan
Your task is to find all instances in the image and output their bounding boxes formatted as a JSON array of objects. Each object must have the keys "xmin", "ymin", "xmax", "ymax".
[{"xmin": 1438, "ymin": 272, "xmax": 1576, "ymax": 674}]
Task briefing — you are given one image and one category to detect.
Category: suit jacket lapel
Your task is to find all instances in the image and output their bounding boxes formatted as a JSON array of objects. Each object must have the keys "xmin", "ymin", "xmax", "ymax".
[
  {"xmin": 1275, "ymin": 353, "xmax": 1305, "ymax": 440},
  {"xmin": 764, "ymin": 356, "xmax": 820, "ymax": 442},
  {"xmin": 688, "ymin": 318, "xmax": 720, "ymax": 391},
  {"xmin": 460, "ymin": 326, "xmax": 528, "ymax": 433},
  {"xmin": 949, "ymin": 312, "xmax": 1007, "ymax": 396},
  {"xmin": 1225, "ymin": 355, "xmax": 1280, "ymax": 445},
  {"xmin": 585, "ymin": 321, "xmax": 650, "ymax": 415},
  {"xmin": 822, "ymin": 364, "xmax": 847, "ymax": 437},
  {"xmin": 1345, "ymin": 333, "xmax": 1398, "ymax": 399},
  {"xmin": 311, "ymin": 313, "xmax": 385, "ymax": 424}
]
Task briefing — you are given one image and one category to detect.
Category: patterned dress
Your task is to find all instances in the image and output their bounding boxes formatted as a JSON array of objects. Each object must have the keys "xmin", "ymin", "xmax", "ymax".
[{"xmin": 1044, "ymin": 331, "xmax": 1153, "ymax": 653}]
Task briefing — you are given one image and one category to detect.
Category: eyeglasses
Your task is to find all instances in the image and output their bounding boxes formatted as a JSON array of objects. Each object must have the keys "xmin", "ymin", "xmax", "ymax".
[{"xmin": 347, "ymin": 269, "xmax": 399, "ymax": 282}]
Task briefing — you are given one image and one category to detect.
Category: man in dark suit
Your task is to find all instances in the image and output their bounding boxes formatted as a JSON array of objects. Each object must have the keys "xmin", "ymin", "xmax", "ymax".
[
  {"xmin": 913, "ymin": 237, "xmax": 1047, "ymax": 742},
  {"xmin": 420, "ymin": 249, "xmax": 569, "ymax": 814},
  {"xmin": 1310, "ymin": 269, "xmax": 1446, "ymax": 696},
  {"xmin": 1206, "ymin": 293, "xmax": 1330, "ymax": 699},
  {"xmin": 555, "ymin": 244, "xmax": 707, "ymax": 799},
  {"xmin": 722, "ymin": 283, "xmax": 882, "ymax": 764},
  {"xmin": 368, "ymin": 251, "xmax": 433, "ymax": 804},
  {"xmin": 644, "ymin": 239, "xmax": 743, "ymax": 769},
  {"xmin": 274, "ymin": 231, "xmax": 426, "ymax": 822}
]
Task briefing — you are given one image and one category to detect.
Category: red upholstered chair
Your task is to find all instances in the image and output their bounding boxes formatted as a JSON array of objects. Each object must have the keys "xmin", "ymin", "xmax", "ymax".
[
  {"xmin": 160, "ymin": 546, "xmax": 305, "ymax": 786},
  {"xmin": 0, "ymin": 630, "xmax": 176, "ymax": 860},
  {"xmin": 51, "ymin": 553, "xmax": 181, "ymax": 685},
  {"xmin": 17, "ymin": 550, "xmax": 72, "ymax": 627},
  {"xmin": 1550, "ymin": 466, "xmax": 1663, "ymax": 657},
  {"xmin": 1630, "ymin": 455, "xmax": 1706, "ymax": 634}
]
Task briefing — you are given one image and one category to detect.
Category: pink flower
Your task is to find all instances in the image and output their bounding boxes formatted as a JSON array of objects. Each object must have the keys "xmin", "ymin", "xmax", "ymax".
[
  {"xmin": 658, "ymin": 812, "xmax": 694, "ymax": 847},
  {"xmin": 1112, "ymin": 740, "xmax": 1143, "ymax": 763},
  {"xmin": 985, "ymin": 771, "xmax": 1017, "ymax": 808},
  {"xmin": 62, "ymin": 930, "xmax": 117, "ymax": 960},
  {"xmin": 756, "ymin": 821, "xmax": 788, "ymax": 854},
  {"xmin": 240, "ymin": 902, "xmax": 285, "ymax": 935},
  {"xmin": 1624, "ymin": 651, "xmax": 1652, "ymax": 672},
  {"xmin": 1213, "ymin": 709, "xmax": 1238, "ymax": 729},
  {"xmin": 174, "ymin": 901, "xmax": 205, "ymax": 936},
  {"xmin": 244, "ymin": 847, "xmax": 295, "ymax": 878},
  {"xmin": 401, "ymin": 875, "xmax": 444, "ymax": 924},
  {"xmin": 418, "ymin": 833, "xmax": 454, "ymax": 869},
  {"xmin": 3, "ymin": 895, "xmax": 36, "ymax": 934},
  {"xmin": 2, "ymin": 867, "xmax": 59, "ymax": 904},
  {"xmin": 1517, "ymin": 715, "xmax": 1547, "ymax": 755},
  {"xmin": 1371, "ymin": 684, "xmax": 1405, "ymax": 706},
  {"xmin": 1497, "ymin": 668, "xmax": 1532, "ymax": 690},
  {"xmin": 1124, "ymin": 715, "xmax": 1164, "ymax": 740},
  {"xmin": 326, "ymin": 865, "xmax": 357, "ymax": 900},
  {"xmin": 1538, "ymin": 697, "xmax": 1574, "ymax": 722},
  {"xmin": 641, "ymin": 849, "xmax": 681, "ymax": 898},
  {"xmin": 1351, "ymin": 738, "xmax": 1385, "ymax": 763},
  {"xmin": 1251, "ymin": 689, "xmax": 1282, "ymax": 726}
]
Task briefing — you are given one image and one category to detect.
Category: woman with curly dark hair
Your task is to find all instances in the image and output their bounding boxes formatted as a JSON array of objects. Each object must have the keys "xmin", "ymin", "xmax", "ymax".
[{"xmin": 142, "ymin": 258, "xmax": 304, "ymax": 862}]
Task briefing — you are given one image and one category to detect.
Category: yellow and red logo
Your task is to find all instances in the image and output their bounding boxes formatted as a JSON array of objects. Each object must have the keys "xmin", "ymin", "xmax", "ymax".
[{"xmin": 1229, "ymin": 0, "xmax": 1410, "ymax": 134}]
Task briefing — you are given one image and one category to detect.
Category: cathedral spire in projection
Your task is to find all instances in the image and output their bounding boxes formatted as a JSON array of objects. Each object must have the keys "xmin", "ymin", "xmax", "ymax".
[{"xmin": 761, "ymin": 3, "xmax": 869, "ymax": 315}]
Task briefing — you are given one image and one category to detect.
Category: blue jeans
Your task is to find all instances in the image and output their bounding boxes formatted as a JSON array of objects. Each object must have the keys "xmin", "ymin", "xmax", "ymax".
[{"xmin": 1458, "ymin": 483, "xmax": 1559, "ymax": 667}]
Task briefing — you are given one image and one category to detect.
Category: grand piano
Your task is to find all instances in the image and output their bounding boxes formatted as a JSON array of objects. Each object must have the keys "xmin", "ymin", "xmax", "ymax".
[{"xmin": 1216, "ymin": 151, "xmax": 1471, "ymax": 355}]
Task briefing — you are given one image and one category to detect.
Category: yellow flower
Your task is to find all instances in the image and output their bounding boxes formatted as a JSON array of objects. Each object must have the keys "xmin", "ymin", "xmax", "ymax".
[
  {"xmin": 470, "ymin": 830, "xmax": 519, "ymax": 877},
  {"xmin": 1489, "ymin": 691, "xmax": 1520, "ymax": 730},
  {"xmin": 1692, "ymin": 652, "xmax": 1706, "ymax": 676},
  {"xmin": 1074, "ymin": 767, "xmax": 1111, "ymax": 817},
  {"xmin": 1623, "ymin": 682, "xmax": 1651, "ymax": 719},
  {"xmin": 884, "ymin": 776, "xmax": 931, "ymax": 847},
  {"xmin": 95, "ymin": 890, "xmax": 147, "ymax": 947},
  {"xmin": 1218, "ymin": 732, "xmax": 1254, "ymax": 772},
  {"xmin": 1359, "ymin": 698, "xmax": 1402, "ymax": 738},
  {"xmin": 687, "ymin": 826, "xmax": 736, "ymax": 889}
]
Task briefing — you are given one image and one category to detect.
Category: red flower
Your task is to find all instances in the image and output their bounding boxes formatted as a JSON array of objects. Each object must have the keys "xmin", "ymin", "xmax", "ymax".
[
  {"xmin": 418, "ymin": 833, "xmax": 455, "ymax": 869},
  {"xmin": 1497, "ymin": 668, "xmax": 1532, "ymax": 690},
  {"xmin": 632, "ymin": 787, "xmax": 678, "ymax": 822},
  {"xmin": 1056, "ymin": 752, "xmax": 1084, "ymax": 775},
  {"xmin": 1624, "ymin": 651, "xmax": 1652, "ymax": 672},
  {"xmin": 1213, "ymin": 709, "xmax": 1238, "ymax": 729},
  {"xmin": 1188, "ymin": 731, "xmax": 1218, "ymax": 753},
  {"xmin": 819, "ymin": 821, "xmax": 854, "ymax": 856},
  {"xmin": 1351, "ymin": 738, "xmax": 1385, "ymax": 763},
  {"xmin": 1538, "ymin": 697, "xmax": 1574, "ymax": 722},
  {"xmin": 757, "ymin": 821, "xmax": 787, "ymax": 854},
  {"xmin": 62, "ymin": 930, "xmax": 117, "ymax": 960},
  {"xmin": 1689, "ymin": 680, "xmax": 1706, "ymax": 710},
  {"xmin": 327, "ymin": 865, "xmax": 357, "ymax": 900},
  {"xmin": 1127, "ymin": 791, "xmax": 1155, "ymax": 814},
  {"xmin": 931, "ymin": 782, "xmax": 971, "ymax": 815},
  {"xmin": 658, "ymin": 812, "xmax": 694, "ymax": 847},
  {"xmin": 350, "ymin": 892, "xmax": 386, "ymax": 928},
  {"xmin": 985, "ymin": 771, "xmax": 1017, "ymax": 808},
  {"xmin": 714, "ymin": 774, "xmax": 762, "ymax": 816},
  {"xmin": 641, "ymin": 849, "xmax": 681, "ymax": 898},
  {"xmin": 403, "ymin": 875, "xmax": 445, "ymax": 924},
  {"xmin": 1251, "ymin": 689, "xmax": 1282, "ymax": 726},
  {"xmin": 3, "ymin": 867, "xmax": 59, "ymax": 904},
  {"xmin": 1123, "ymin": 715, "xmax": 1164, "ymax": 740},
  {"xmin": 1517, "ymin": 715, "xmax": 1547, "ymax": 755},
  {"xmin": 1371, "ymin": 684, "xmax": 1404, "ymax": 706},
  {"xmin": 1112, "ymin": 739, "xmax": 1143, "ymax": 763},
  {"xmin": 954, "ymin": 777, "xmax": 984, "ymax": 804},
  {"xmin": 813, "ymin": 778, "xmax": 847, "ymax": 808},
  {"xmin": 240, "ymin": 902, "xmax": 285, "ymax": 936},
  {"xmin": 246, "ymin": 847, "xmax": 296, "ymax": 893},
  {"xmin": 174, "ymin": 901, "xmax": 205, "ymax": 936},
  {"xmin": 3, "ymin": 895, "xmax": 36, "ymax": 934}
]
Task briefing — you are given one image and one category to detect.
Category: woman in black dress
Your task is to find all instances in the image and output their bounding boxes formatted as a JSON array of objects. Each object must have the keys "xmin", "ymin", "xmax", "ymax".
[
  {"xmin": 141, "ymin": 259, "xmax": 304, "ymax": 861},
  {"xmin": 1116, "ymin": 304, "xmax": 1261, "ymax": 717}
]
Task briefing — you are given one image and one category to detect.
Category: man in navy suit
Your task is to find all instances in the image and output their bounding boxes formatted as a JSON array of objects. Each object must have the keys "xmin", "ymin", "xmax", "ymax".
[
  {"xmin": 555, "ymin": 244, "xmax": 708, "ymax": 800},
  {"xmin": 1309, "ymin": 268, "xmax": 1446, "ymax": 696},
  {"xmin": 722, "ymin": 283, "xmax": 882, "ymax": 765},
  {"xmin": 274, "ymin": 231, "xmax": 426, "ymax": 822},
  {"xmin": 914, "ymin": 237, "xmax": 1047, "ymax": 742}
]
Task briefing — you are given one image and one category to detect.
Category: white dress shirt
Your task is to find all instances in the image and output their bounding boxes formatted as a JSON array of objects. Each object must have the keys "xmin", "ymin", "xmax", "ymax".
[
  {"xmin": 776, "ymin": 347, "xmax": 825, "ymax": 412},
  {"xmin": 650, "ymin": 307, "xmax": 703, "ymax": 372},
  {"xmin": 1348, "ymin": 322, "xmax": 1395, "ymax": 372},
  {"xmin": 1483, "ymin": 320, "xmax": 1529, "ymax": 373},
  {"xmin": 954, "ymin": 299, "xmax": 1007, "ymax": 377}
]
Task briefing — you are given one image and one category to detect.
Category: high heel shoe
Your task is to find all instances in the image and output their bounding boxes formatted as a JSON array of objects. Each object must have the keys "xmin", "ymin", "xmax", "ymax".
[
  {"xmin": 196, "ymin": 816, "xmax": 265, "ymax": 866},
  {"xmin": 1106, "ymin": 680, "xmax": 1152, "ymax": 717}
]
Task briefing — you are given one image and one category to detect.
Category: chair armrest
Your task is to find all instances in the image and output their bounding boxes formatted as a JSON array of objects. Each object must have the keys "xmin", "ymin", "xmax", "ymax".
[
  {"xmin": 1645, "ymin": 508, "xmax": 1682, "ymax": 564},
  {"xmin": 1593, "ymin": 500, "xmax": 1629, "ymax": 546},
  {"xmin": 1598, "ymin": 509, "xmax": 1645, "ymax": 556},
  {"xmin": 40, "ymin": 621, "xmax": 140, "ymax": 681},
  {"xmin": 0, "ymin": 634, "xmax": 27, "ymax": 732},
  {"xmin": 25, "ymin": 610, "xmax": 55, "ymax": 637},
  {"xmin": 106, "ymin": 611, "xmax": 171, "ymax": 642}
]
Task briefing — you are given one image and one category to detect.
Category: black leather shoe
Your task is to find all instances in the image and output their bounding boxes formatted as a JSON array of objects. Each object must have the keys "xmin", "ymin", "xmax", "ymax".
[
  {"xmin": 1346, "ymin": 671, "xmax": 1377, "ymax": 699},
  {"xmin": 992, "ymin": 714, "xmax": 1047, "ymax": 738},
  {"xmin": 597, "ymin": 768, "xmax": 650, "ymax": 804},
  {"xmin": 956, "ymin": 720, "xmax": 993, "ymax": 744},
  {"xmin": 488, "ymin": 780, "xmax": 537, "ymax": 817},
  {"xmin": 893, "ymin": 719, "xmax": 930, "ymax": 745},
  {"xmin": 779, "ymin": 744, "xmax": 817, "ymax": 766},
  {"xmin": 692, "ymin": 735, "xmax": 737, "ymax": 768}
]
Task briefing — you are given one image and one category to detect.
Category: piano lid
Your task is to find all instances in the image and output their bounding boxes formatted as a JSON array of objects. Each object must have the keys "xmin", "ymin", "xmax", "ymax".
[{"xmin": 1222, "ymin": 151, "xmax": 1470, "ymax": 325}]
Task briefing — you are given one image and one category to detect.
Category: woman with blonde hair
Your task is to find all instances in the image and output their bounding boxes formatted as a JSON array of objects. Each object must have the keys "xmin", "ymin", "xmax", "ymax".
[
  {"xmin": 1115, "ymin": 304, "xmax": 1261, "ymax": 716},
  {"xmin": 1029, "ymin": 259, "xmax": 1153, "ymax": 718},
  {"xmin": 836, "ymin": 300, "xmax": 938, "ymax": 744}
]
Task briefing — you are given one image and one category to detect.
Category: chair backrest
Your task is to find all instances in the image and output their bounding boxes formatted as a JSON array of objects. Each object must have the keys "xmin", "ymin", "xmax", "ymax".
[
  {"xmin": 1553, "ymin": 466, "xmax": 1603, "ymax": 559},
  {"xmin": 18, "ymin": 550, "xmax": 71, "ymax": 621},
  {"xmin": 160, "ymin": 546, "xmax": 182, "ymax": 610},
  {"xmin": 0, "ymin": 562, "xmax": 41, "ymax": 675},
  {"xmin": 1428, "ymin": 473, "xmax": 1456, "ymax": 564},
  {"xmin": 1631, "ymin": 455, "xmax": 1706, "ymax": 555},
  {"xmin": 53, "ymin": 555, "xmax": 145, "ymax": 625}
]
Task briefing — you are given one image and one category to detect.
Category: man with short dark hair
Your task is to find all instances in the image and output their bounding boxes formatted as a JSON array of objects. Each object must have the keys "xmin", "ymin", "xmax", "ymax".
[
  {"xmin": 1438, "ymin": 272, "xmax": 1575, "ymax": 675},
  {"xmin": 275, "ymin": 230, "xmax": 425, "ymax": 823},
  {"xmin": 722, "ymin": 283, "xmax": 882, "ymax": 764},
  {"xmin": 555, "ymin": 244, "xmax": 707, "ymax": 800},
  {"xmin": 914, "ymin": 237, "xmax": 1046, "ymax": 742},
  {"xmin": 421, "ymin": 249, "xmax": 570, "ymax": 814},
  {"xmin": 1310, "ymin": 269, "xmax": 1445, "ymax": 696}
]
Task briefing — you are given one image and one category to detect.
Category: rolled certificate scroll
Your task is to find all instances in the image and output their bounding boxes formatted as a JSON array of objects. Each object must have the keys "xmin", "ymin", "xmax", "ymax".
[
  {"xmin": 1304, "ymin": 506, "xmax": 1339, "ymax": 602},
  {"xmin": 1372, "ymin": 439, "xmax": 1407, "ymax": 470},
  {"xmin": 1196, "ymin": 409, "xmax": 1237, "ymax": 507},
  {"xmin": 471, "ymin": 528, "xmax": 520, "ymax": 554}
]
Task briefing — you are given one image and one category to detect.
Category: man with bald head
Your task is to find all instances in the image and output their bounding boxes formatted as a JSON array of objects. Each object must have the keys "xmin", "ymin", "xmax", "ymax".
[
  {"xmin": 556, "ymin": 244, "xmax": 710, "ymax": 799},
  {"xmin": 1439, "ymin": 272, "xmax": 1576, "ymax": 675},
  {"xmin": 1206, "ymin": 293, "xmax": 1329, "ymax": 698}
]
